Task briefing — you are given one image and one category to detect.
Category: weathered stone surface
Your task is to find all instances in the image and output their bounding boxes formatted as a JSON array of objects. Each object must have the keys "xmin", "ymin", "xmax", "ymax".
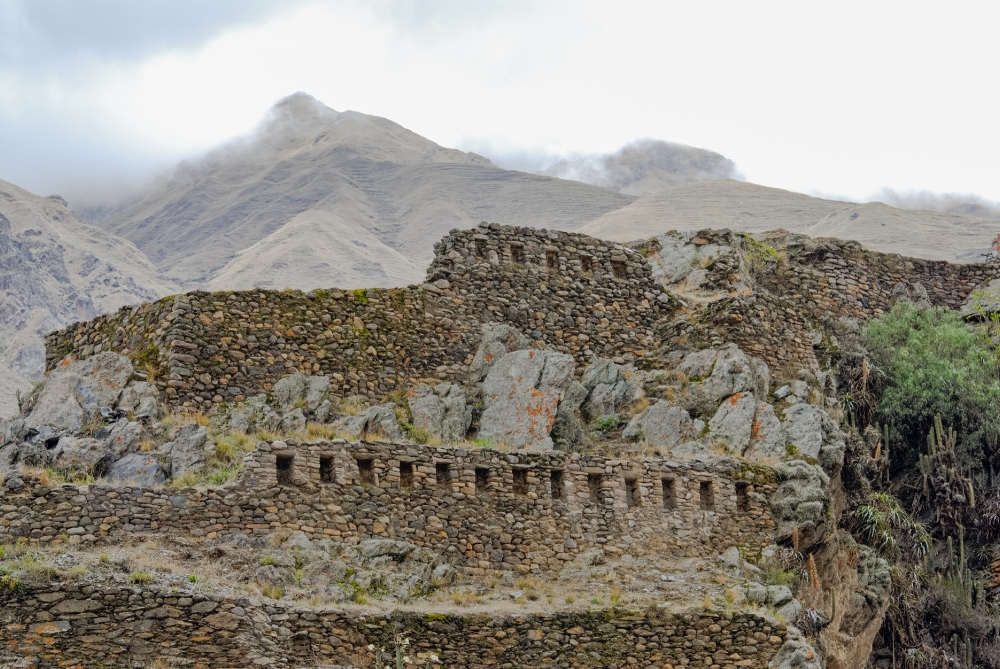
[
  {"xmin": 0, "ymin": 443, "xmax": 18, "ymax": 475},
  {"xmin": 116, "ymin": 381, "xmax": 160, "ymax": 419},
  {"xmin": 469, "ymin": 324, "xmax": 530, "ymax": 381},
  {"xmin": 280, "ymin": 408, "xmax": 306, "ymax": 433},
  {"xmin": 359, "ymin": 539, "xmax": 415, "ymax": 560},
  {"xmin": 772, "ymin": 460, "xmax": 830, "ymax": 535},
  {"xmin": 961, "ymin": 277, "xmax": 1000, "ymax": 318},
  {"xmin": 551, "ymin": 381, "xmax": 587, "ymax": 450},
  {"xmin": 301, "ymin": 559, "xmax": 349, "ymax": 586},
  {"xmin": 168, "ymin": 424, "xmax": 207, "ymax": 478},
  {"xmin": 52, "ymin": 437, "xmax": 109, "ymax": 475},
  {"xmin": 781, "ymin": 403, "xmax": 846, "ymax": 468},
  {"xmin": 334, "ymin": 403, "xmax": 405, "ymax": 441},
  {"xmin": 770, "ymin": 638, "xmax": 822, "ymax": 669},
  {"xmin": 676, "ymin": 344, "xmax": 770, "ymax": 416},
  {"xmin": 479, "ymin": 349, "xmax": 575, "ymax": 451},
  {"xmin": 622, "ymin": 402, "xmax": 696, "ymax": 448},
  {"xmin": 108, "ymin": 453, "xmax": 165, "ymax": 486},
  {"xmin": 102, "ymin": 419, "xmax": 143, "ymax": 458},
  {"xmin": 28, "ymin": 353, "xmax": 133, "ymax": 430},
  {"xmin": 407, "ymin": 383, "xmax": 472, "ymax": 443},
  {"xmin": 580, "ymin": 358, "xmax": 638, "ymax": 418}
]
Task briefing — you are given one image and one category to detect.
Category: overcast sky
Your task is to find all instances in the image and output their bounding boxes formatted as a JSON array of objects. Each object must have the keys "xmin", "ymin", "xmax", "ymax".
[{"xmin": 2, "ymin": 0, "xmax": 999, "ymax": 207}]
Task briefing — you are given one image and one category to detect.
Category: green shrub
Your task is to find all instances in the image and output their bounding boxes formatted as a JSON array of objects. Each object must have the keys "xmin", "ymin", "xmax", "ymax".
[
  {"xmin": 592, "ymin": 415, "xmax": 619, "ymax": 432},
  {"xmin": 864, "ymin": 301, "xmax": 1000, "ymax": 459}
]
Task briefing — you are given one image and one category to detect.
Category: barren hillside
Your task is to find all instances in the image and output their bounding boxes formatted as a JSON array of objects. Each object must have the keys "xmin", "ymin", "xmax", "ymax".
[
  {"xmin": 100, "ymin": 93, "xmax": 636, "ymax": 290},
  {"xmin": 580, "ymin": 180, "xmax": 1000, "ymax": 261},
  {"xmin": 0, "ymin": 179, "xmax": 176, "ymax": 417}
]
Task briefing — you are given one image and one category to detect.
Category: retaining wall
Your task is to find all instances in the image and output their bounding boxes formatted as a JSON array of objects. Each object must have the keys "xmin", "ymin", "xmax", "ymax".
[
  {"xmin": 43, "ymin": 224, "xmax": 1000, "ymax": 413},
  {"xmin": 0, "ymin": 441, "xmax": 779, "ymax": 570},
  {"xmin": 0, "ymin": 584, "xmax": 788, "ymax": 668}
]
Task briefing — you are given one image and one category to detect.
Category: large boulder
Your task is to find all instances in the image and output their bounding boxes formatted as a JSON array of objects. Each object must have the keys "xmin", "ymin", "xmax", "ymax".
[
  {"xmin": 334, "ymin": 403, "xmax": 405, "ymax": 442},
  {"xmin": 772, "ymin": 460, "xmax": 830, "ymax": 537},
  {"xmin": 622, "ymin": 402, "xmax": 698, "ymax": 449},
  {"xmin": 478, "ymin": 349, "xmax": 575, "ymax": 451},
  {"xmin": 407, "ymin": 384, "xmax": 472, "ymax": 443},
  {"xmin": 102, "ymin": 419, "xmax": 143, "ymax": 459},
  {"xmin": 962, "ymin": 278, "xmax": 1000, "ymax": 318},
  {"xmin": 107, "ymin": 454, "xmax": 166, "ymax": 487},
  {"xmin": 675, "ymin": 344, "xmax": 769, "ymax": 416},
  {"xmin": 709, "ymin": 393, "xmax": 785, "ymax": 457},
  {"xmin": 781, "ymin": 403, "xmax": 846, "ymax": 468},
  {"xmin": 769, "ymin": 638, "xmax": 823, "ymax": 669},
  {"xmin": 551, "ymin": 381, "xmax": 587, "ymax": 450},
  {"xmin": 52, "ymin": 437, "xmax": 110, "ymax": 476},
  {"xmin": 116, "ymin": 382, "xmax": 160, "ymax": 419},
  {"xmin": 27, "ymin": 353, "xmax": 133, "ymax": 430},
  {"xmin": 579, "ymin": 358, "xmax": 639, "ymax": 418},
  {"xmin": 167, "ymin": 424, "xmax": 207, "ymax": 479},
  {"xmin": 469, "ymin": 324, "xmax": 530, "ymax": 381}
]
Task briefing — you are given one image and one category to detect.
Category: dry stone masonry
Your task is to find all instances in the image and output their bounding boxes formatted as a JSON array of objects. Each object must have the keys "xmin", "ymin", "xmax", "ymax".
[
  {"xmin": 0, "ymin": 439, "xmax": 778, "ymax": 569},
  {"xmin": 0, "ymin": 587, "xmax": 789, "ymax": 669},
  {"xmin": 43, "ymin": 224, "xmax": 1000, "ymax": 416}
]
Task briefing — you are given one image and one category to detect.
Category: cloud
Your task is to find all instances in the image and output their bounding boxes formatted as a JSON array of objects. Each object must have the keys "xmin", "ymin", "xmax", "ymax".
[{"xmin": 870, "ymin": 189, "xmax": 1000, "ymax": 219}]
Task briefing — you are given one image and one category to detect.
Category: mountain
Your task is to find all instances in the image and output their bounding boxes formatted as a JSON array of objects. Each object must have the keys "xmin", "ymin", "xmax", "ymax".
[
  {"xmin": 99, "ymin": 93, "xmax": 636, "ymax": 290},
  {"xmin": 579, "ymin": 180, "xmax": 1000, "ymax": 261},
  {"xmin": 539, "ymin": 139, "xmax": 741, "ymax": 196},
  {"xmin": 0, "ymin": 179, "xmax": 176, "ymax": 417}
]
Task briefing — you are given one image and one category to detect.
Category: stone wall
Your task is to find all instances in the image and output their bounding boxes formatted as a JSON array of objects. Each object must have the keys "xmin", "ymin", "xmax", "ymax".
[
  {"xmin": 0, "ymin": 583, "xmax": 789, "ymax": 668},
  {"xmin": 44, "ymin": 223, "xmax": 673, "ymax": 413},
  {"xmin": 0, "ymin": 441, "xmax": 778, "ymax": 570},
  {"xmin": 43, "ymin": 223, "xmax": 1000, "ymax": 413}
]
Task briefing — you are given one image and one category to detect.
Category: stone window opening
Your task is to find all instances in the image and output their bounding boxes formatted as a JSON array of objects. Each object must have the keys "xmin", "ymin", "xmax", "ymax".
[
  {"xmin": 550, "ymin": 470, "xmax": 564, "ymax": 500},
  {"xmin": 510, "ymin": 245, "xmax": 525, "ymax": 264},
  {"xmin": 399, "ymin": 461, "xmax": 414, "ymax": 489},
  {"xmin": 513, "ymin": 468, "xmax": 529, "ymax": 496},
  {"xmin": 320, "ymin": 456, "xmax": 334, "ymax": 483},
  {"xmin": 587, "ymin": 473, "xmax": 602, "ymax": 504},
  {"xmin": 436, "ymin": 462, "xmax": 451, "ymax": 487},
  {"xmin": 546, "ymin": 250, "xmax": 558, "ymax": 271},
  {"xmin": 475, "ymin": 467, "xmax": 489, "ymax": 492},
  {"xmin": 475, "ymin": 239, "xmax": 487, "ymax": 259},
  {"xmin": 736, "ymin": 482, "xmax": 750, "ymax": 511},
  {"xmin": 276, "ymin": 455, "xmax": 294, "ymax": 486},
  {"xmin": 625, "ymin": 476, "xmax": 640, "ymax": 508},
  {"xmin": 662, "ymin": 478, "xmax": 677, "ymax": 509},
  {"xmin": 579, "ymin": 255, "xmax": 591, "ymax": 273},
  {"xmin": 612, "ymin": 260, "xmax": 627, "ymax": 280},
  {"xmin": 700, "ymin": 481, "xmax": 715, "ymax": 511},
  {"xmin": 357, "ymin": 458, "xmax": 375, "ymax": 485}
]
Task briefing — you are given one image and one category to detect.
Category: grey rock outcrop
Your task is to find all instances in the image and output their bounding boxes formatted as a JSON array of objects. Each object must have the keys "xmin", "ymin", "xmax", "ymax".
[
  {"xmin": 551, "ymin": 381, "xmax": 587, "ymax": 450},
  {"xmin": 166, "ymin": 424, "xmax": 207, "ymax": 479},
  {"xmin": 469, "ymin": 324, "xmax": 530, "ymax": 381},
  {"xmin": 962, "ymin": 277, "xmax": 1000, "ymax": 318},
  {"xmin": 708, "ymin": 393, "xmax": 784, "ymax": 457},
  {"xmin": 580, "ymin": 358, "xmax": 639, "ymax": 418},
  {"xmin": 116, "ymin": 381, "xmax": 160, "ymax": 419},
  {"xmin": 102, "ymin": 419, "xmax": 143, "ymax": 459},
  {"xmin": 675, "ymin": 344, "xmax": 770, "ymax": 416},
  {"xmin": 280, "ymin": 408, "xmax": 306, "ymax": 434},
  {"xmin": 769, "ymin": 638, "xmax": 823, "ymax": 669},
  {"xmin": 334, "ymin": 403, "xmax": 405, "ymax": 442},
  {"xmin": 52, "ymin": 437, "xmax": 109, "ymax": 476},
  {"xmin": 107, "ymin": 453, "xmax": 165, "ymax": 486},
  {"xmin": 478, "ymin": 349, "xmax": 576, "ymax": 451},
  {"xmin": 623, "ymin": 402, "xmax": 697, "ymax": 450},
  {"xmin": 772, "ymin": 460, "xmax": 830, "ymax": 536},
  {"xmin": 27, "ymin": 353, "xmax": 133, "ymax": 430},
  {"xmin": 407, "ymin": 383, "xmax": 472, "ymax": 443},
  {"xmin": 782, "ymin": 403, "xmax": 846, "ymax": 468},
  {"xmin": 271, "ymin": 372, "xmax": 331, "ymax": 414}
]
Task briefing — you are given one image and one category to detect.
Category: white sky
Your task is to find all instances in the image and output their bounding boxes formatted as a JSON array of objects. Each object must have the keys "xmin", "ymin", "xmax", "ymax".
[{"xmin": 2, "ymin": 0, "xmax": 999, "ymax": 206}]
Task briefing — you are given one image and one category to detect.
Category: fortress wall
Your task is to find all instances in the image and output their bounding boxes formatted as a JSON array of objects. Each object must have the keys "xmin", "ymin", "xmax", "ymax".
[
  {"xmin": 44, "ymin": 224, "xmax": 672, "ymax": 413},
  {"xmin": 0, "ymin": 441, "xmax": 778, "ymax": 570},
  {"xmin": 0, "ymin": 588, "xmax": 788, "ymax": 669},
  {"xmin": 43, "ymin": 224, "xmax": 1000, "ymax": 412}
]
